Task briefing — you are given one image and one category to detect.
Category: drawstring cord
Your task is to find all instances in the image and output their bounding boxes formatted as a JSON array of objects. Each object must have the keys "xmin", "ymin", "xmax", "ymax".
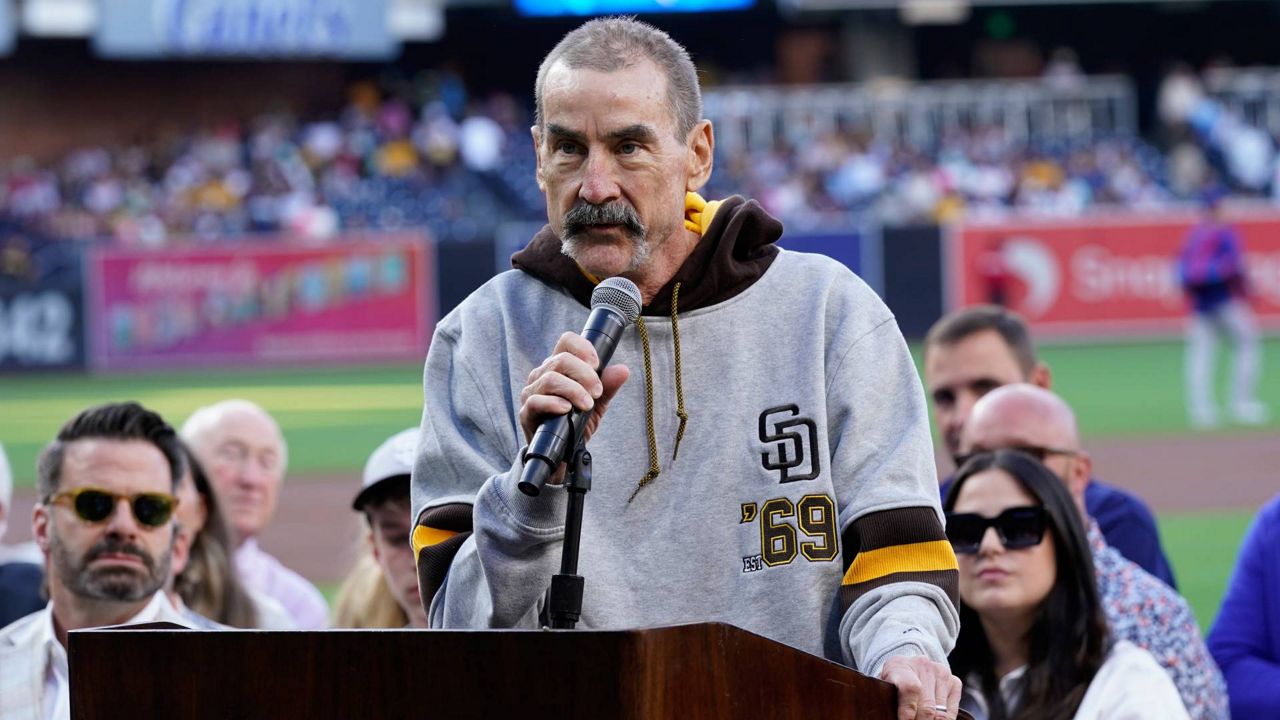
[
  {"xmin": 629, "ymin": 315, "xmax": 661, "ymax": 502},
  {"xmin": 628, "ymin": 282, "xmax": 690, "ymax": 502},
  {"xmin": 670, "ymin": 283, "xmax": 688, "ymax": 462}
]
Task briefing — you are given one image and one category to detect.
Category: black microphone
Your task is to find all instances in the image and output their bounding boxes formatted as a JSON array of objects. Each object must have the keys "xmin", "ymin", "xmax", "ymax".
[{"xmin": 518, "ymin": 277, "xmax": 642, "ymax": 497}]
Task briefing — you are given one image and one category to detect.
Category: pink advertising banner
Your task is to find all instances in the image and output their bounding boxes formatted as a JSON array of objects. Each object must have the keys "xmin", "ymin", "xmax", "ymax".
[{"xmin": 87, "ymin": 235, "xmax": 434, "ymax": 369}]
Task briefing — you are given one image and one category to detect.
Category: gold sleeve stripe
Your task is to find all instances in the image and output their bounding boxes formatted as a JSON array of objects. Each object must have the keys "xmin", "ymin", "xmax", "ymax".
[
  {"xmin": 841, "ymin": 539, "xmax": 958, "ymax": 587},
  {"xmin": 412, "ymin": 525, "xmax": 460, "ymax": 558}
]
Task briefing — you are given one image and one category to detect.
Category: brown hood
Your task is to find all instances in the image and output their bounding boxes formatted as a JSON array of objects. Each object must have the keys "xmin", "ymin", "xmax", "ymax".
[{"xmin": 510, "ymin": 195, "xmax": 783, "ymax": 315}]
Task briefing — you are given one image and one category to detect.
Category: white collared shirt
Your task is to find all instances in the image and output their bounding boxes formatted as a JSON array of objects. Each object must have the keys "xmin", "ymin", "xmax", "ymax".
[
  {"xmin": 35, "ymin": 592, "xmax": 189, "ymax": 720},
  {"xmin": 235, "ymin": 538, "xmax": 328, "ymax": 629},
  {"xmin": 962, "ymin": 641, "xmax": 1189, "ymax": 720}
]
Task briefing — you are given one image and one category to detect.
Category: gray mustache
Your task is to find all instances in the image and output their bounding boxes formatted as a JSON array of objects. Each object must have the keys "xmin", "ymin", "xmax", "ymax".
[{"xmin": 563, "ymin": 202, "xmax": 646, "ymax": 238}]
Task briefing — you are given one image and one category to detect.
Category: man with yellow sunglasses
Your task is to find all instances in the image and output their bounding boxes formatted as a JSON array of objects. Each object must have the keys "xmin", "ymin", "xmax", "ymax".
[{"xmin": 0, "ymin": 402, "xmax": 192, "ymax": 719}]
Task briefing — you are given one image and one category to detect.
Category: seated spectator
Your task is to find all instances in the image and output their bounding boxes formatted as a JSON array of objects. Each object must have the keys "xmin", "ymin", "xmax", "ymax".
[
  {"xmin": 1207, "ymin": 492, "xmax": 1280, "ymax": 717},
  {"xmin": 0, "ymin": 402, "xmax": 193, "ymax": 717},
  {"xmin": 168, "ymin": 442, "xmax": 294, "ymax": 629},
  {"xmin": 945, "ymin": 450, "xmax": 1188, "ymax": 719},
  {"xmin": 961, "ymin": 384, "xmax": 1227, "ymax": 719},
  {"xmin": 1, "ymin": 441, "xmax": 44, "ymax": 628},
  {"xmin": 924, "ymin": 305, "xmax": 1178, "ymax": 587},
  {"xmin": 0, "ymin": 562, "xmax": 41, "ymax": 631},
  {"xmin": 0, "ymin": 441, "xmax": 41, "ymax": 565},
  {"xmin": 333, "ymin": 428, "xmax": 426, "ymax": 628},
  {"xmin": 181, "ymin": 399, "xmax": 328, "ymax": 629},
  {"xmin": 332, "ymin": 550, "xmax": 410, "ymax": 628}
]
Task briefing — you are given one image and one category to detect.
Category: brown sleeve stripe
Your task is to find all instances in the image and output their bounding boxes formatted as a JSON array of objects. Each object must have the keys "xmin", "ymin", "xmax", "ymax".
[
  {"xmin": 837, "ymin": 506, "xmax": 959, "ymax": 611},
  {"xmin": 842, "ymin": 506, "xmax": 949, "ymax": 563},
  {"xmin": 417, "ymin": 532, "xmax": 471, "ymax": 614},
  {"xmin": 415, "ymin": 502, "xmax": 473, "ymax": 533},
  {"xmin": 840, "ymin": 569, "xmax": 960, "ymax": 610}
]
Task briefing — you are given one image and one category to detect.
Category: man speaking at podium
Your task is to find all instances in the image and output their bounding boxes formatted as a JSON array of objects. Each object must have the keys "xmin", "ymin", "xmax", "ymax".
[{"xmin": 411, "ymin": 18, "xmax": 962, "ymax": 720}]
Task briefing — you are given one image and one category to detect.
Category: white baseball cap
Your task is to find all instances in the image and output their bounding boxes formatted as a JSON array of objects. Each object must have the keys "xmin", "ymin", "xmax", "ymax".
[{"xmin": 353, "ymin": 428, "xmax": 418, "ymax": 511}]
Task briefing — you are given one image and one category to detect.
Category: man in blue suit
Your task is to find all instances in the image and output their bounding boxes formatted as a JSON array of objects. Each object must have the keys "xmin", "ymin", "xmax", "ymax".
[
  {"xmin": 923, "ymin": 305, "xmax": 1177, "ymax": 588},
  {"xmin": 0, "ymin": 441, "xmax": 42, "ymax": 628}
]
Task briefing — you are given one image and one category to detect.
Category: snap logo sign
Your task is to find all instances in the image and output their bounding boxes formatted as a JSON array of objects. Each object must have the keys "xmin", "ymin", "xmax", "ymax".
[{"xmin": 953, "ymin": 212, "xmax": 1280, "ymax": 338}]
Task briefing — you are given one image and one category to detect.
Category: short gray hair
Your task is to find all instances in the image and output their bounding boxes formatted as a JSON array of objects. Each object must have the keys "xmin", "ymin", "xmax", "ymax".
[{"xmin": 534, "ymin": 17, "xmax": 702, "ymax": 140}]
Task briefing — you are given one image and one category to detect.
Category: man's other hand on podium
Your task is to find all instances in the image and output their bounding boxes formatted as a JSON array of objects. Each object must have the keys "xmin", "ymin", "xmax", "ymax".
[{"xmin": 879, "ymin": 655, "xmax": 961, "ymax": 720}]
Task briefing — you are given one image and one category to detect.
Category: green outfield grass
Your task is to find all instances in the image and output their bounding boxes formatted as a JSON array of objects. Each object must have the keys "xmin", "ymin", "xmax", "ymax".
[
  {"xmin": 1, "ymin": 337, "xmax": 1275, "ymax": 630},
  {"xmin": 3, "ymin": 338, "xmax": 1276, "ymax": 486},
  {"xmin": 1040, "ymin": 338, "xmax": 1280, "ymax": 439},
  {"xmin": 0, "ymin": 364, "xmax": 425, "ymax": 487},
  {"xmin": 911, "ymin": 337, "xmax": 1280, "ymax": 440},
  {"xmin": 1159, "ymin": 511, "xmax": 1252, "ymax": 632}
]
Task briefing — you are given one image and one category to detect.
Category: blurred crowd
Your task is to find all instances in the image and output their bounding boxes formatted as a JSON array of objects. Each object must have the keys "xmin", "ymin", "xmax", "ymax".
[
  {"xmin": 0, "ymin": 72, "xmax": 539, "ymax": 248},
  {"xmin": 5, "ymin": 65, "xmax": 1280, "ymax": 245},
  {"xmin": 706, "ymin": 128, "xmax": 1172, "ymax": 227}
]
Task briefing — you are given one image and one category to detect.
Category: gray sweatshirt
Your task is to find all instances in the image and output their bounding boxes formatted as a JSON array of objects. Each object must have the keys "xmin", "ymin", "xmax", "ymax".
[{"xmin": 413, "ymin": 202, "xmax": 959, "ymax": 676}]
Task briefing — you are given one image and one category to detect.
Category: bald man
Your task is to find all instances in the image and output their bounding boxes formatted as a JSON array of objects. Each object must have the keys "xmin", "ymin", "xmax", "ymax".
[
  {"xmin": 957, "ymin": 385, "xmax": 1228, "ymax": 720},
  {"xmin": 183, "ymin": 400, "xmax": 328, "ymax": 629},
  {"xmin": 925, "ymin": 305, "xmax": 1176, "ymax": 587}
]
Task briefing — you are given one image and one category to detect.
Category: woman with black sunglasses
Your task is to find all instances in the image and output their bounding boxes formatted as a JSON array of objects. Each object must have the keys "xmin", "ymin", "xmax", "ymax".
[{"xmin": 943, "ymin": 450, "xmax": 1187, "ymax": 720}]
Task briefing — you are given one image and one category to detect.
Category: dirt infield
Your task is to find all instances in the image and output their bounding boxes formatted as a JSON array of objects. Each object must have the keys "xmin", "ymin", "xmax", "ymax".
[{"xmin": 7, "ymin": 432, "xmax": 1277, "ymax": 585}]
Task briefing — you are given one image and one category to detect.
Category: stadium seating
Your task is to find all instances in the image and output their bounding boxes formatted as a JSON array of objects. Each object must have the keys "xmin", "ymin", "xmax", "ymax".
[{"xmin": 7, "ymin": 68, "xmax": 1280, "ymax": 244}]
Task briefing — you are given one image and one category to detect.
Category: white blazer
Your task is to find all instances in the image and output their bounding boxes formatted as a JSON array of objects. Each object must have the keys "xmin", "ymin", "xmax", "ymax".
[
  {"xmin": 1073, "ymin": 641, "xmax": 1190, "ymax": 719},
  {"xmin": 0, "ymin": 593, "xmax": 191, "ymax": 720}
]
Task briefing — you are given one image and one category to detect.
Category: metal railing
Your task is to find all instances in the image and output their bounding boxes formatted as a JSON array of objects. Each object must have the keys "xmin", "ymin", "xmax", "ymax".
[
  {"xmin": 1205, "ymin": 66, "xmax": 1280, "ymax": 137},
  {"xmin": 703, "ymin": 76, "xmax": 1137, "ymax": 154}
]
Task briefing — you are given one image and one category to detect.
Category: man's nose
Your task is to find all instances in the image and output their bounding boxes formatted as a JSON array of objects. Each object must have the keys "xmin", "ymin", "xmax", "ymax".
[
  {"xmin": 105, "ymin": 497, "xmax": 141, "ymax": 536},
  {"xmin": 237, "ymin": 460, "xmax": 268, "ymax": 488},
  {"xmin": 579, "ymin": 153, "xmax": 621, "ymax": 205},
  {"xmin": 951, "ymin": 392, "xmax": 979, "ymax": 431}
]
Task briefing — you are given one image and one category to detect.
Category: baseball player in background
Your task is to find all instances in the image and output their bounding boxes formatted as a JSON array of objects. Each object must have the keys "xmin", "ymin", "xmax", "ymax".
[{"xmin": 1179, "ymin": 189, "xmax": 1268, "ymax": 429}]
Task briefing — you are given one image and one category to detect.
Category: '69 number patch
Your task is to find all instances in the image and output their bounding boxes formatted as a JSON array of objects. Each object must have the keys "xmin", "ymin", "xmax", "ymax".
[{"xmin": 739, "ymin": 494, "xmax": 838, "ymax": 572}]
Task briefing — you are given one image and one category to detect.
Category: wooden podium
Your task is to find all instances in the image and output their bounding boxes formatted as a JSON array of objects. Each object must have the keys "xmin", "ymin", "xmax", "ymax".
[{"xmin": 69, "ymin": 622, "xmax": 904, "ymax": 719}]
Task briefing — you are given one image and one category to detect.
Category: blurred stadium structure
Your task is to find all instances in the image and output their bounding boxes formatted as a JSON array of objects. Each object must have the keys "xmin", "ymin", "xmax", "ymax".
[
  {"xmin": 1, "ymin": 0, "xmax": 1277, "ymax": 629},
  {"xmin": 1, "ymin": 0, "xmax": 1279, "ymax": 366}
]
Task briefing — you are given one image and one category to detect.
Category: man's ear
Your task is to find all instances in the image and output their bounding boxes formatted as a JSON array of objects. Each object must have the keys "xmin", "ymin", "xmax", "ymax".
[
  {"xmin": 1070, "ymin": 451, "xmax": 1093, "ymax": 500},
  {"xmin": 1030, "ymin": 362, "xmax": 1052, "ymax": 389},
  {"xmin": 685, "ymin": 120, "xmax": 714, "ymax": 192},
  {"xmin": 531, "ymin": 125, "xmax": 546, "ymax": 192},
  {"xmin": 33, "ymin": 504, "xmax": 51, "ymax": 555},
  {"xmin": 171, "ymin": 522, "xmax": 192, "ymax": 576}
]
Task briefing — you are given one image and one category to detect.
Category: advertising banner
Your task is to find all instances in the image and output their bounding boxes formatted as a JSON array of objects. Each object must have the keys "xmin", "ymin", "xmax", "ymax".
[
  {"xmin": 88, "ymin": 236, "xmax": 432, "ymax": 369},
  {"xmin": 95, "ymin": 0, "xmax": 398, "ymax": 60},
  {"xmin": 951, "ymin": 213, "xmax": 1280, "ymax": 338},
  {"xmin": 0, "ymin": 231, "xmax": 87, "ymax": 371},
  {"xmin": 779, "ymin": 229, "xmax": 863, "ymax": 278}
]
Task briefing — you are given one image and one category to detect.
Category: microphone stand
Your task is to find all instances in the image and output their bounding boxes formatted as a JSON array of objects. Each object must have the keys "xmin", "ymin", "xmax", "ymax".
[{"xmin": 547, "ymin": 442, "xmax": 591, "ymax": 629}]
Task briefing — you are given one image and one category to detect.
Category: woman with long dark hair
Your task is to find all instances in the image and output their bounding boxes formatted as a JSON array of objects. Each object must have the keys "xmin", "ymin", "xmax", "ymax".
[
  {"xmin": 944, "ymin": 450, "xmax": 1187, "ymax": 720},
  {"xmin": 169, "ymin": 443, "xmax": 293, "ymax": 628}
]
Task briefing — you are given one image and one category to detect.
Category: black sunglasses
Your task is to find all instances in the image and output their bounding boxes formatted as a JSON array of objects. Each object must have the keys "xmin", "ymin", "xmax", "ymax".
[
  {"xmin": 945, "ymin": 506, "xmax": 1048, "ymax": 554},
  {"xmin": 955, "ymin": 445, "xmax": 1078, "ymax": 469},
  {"xmin": 47, "ymin": 487, "xmax": 179, "ymax": 528}
]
